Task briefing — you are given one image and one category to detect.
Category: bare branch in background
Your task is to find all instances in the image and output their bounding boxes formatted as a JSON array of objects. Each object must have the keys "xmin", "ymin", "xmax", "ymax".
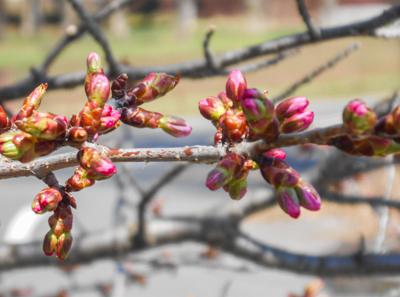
[
  {"xmin": 0, "ymin": 5, "xmax": 399, "ymax": 101},
  {"xmin": 272, "ymin": 43, "xmax": 359, "ymax": 102},
  {"xmin": 296, "ymin": 0, "xmax": 321, "ymax": 40},
  {"xmin": 66, "ymin": 0, "xmax": 120, "ymax": 75}
]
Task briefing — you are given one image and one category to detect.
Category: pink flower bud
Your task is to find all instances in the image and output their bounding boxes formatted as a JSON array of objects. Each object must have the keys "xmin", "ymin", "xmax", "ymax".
[
  {"xmin": 263, "ymin": 149, "xmax": 287, "ymax": 160},
  {"xmin": 87, "ymin": 52, "xmax": 102, "ymax": 74},
  {"xmin": 49, "ymin": 206, "xmax": 73, "ymax": 236},
  {"xmin": 275, "ymin": 97, "xmax": 309, "ymax": 122},
  {"xmin": 295, "ymin": 182, "xmax": 321, "ymax": 211},
  {"xmin": 85, "ymin": 73, "xmax": 110, "ymax": 107},
  {"xmin": 276, "ymin": 187, "xmax": 301, "ymax": 219},
  {"xmin": 225, "ymin": 70, "xmax": 247, "ymax": 102},
  {"xmin": 159, "ymin": 116, "xmax": 192, "ymax": 137},
  {"xmin": 0, "ymin": 105, "xmax": 11, "ymax": 133},
  {"xmin": 134, "ymin": 72, "xmax": 179, "ymax": 105},
  {"xmin": 78, "ymin": 147, "xmax": 116, "ymax": 180},
  {"xmin": 225, "ymin": 169, "xmax": 249, "ymax": 200},
  {"xmin": 198, "ymin": 96, "xmax": 226, "ymax": 121},
  {"xmin": 217, "ymin": 92, "xmax": 233, "ymax": 109},
  {"xmin": 280, "ymin": 110, "xmax": 314, "ymax": 133},
  {"xmin": 99, "ymin": 104, "xmax": 121, "ymax": 134},
  {"xmin": 241, "ymin": 88, "xmax": 274, "ymax": 121},
  {"xmin": 32, "ymin": 187, "xmax": 63, "ymax": 214},
  {"xmin": 343, "ymin": 99, "xmax": 377, "ymax": 135}
]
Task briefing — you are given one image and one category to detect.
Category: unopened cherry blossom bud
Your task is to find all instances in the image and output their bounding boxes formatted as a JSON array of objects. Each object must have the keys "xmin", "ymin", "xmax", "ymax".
[
  {"xmin": 32, "ymin": 187, "xmax": 63, "ymax": 214},
  {"xmin": 280, "ymin": 110, "xmax": 314, "ymax": 133},
  {"xmin": 0, "ymin": 130, "xmax": 35, "ymax": 161},
  {"xmin": 111, "ymin": 73, "xmax": 128, "ymax": 99},
  {"xmin": 15, "ymin": 112, "xmax": 68, "ymax": 141},
  {"xmin": 43, "ymin": 230, "xmax": 58, "ymax": 256},
  {"xmin": 225, "ymin": 169, "xmax": 249, "ymax": 200},
  {"xmin": 0, "ymin": 105, "xmax": 11, "ymax": 132},
  {"xmin": 56, "ymin": 232, "xmax": 73, "ymax": 260},
  {"xmin": 78, "ymin": 147, "xmax": 116, "ymax": 180},
  {"xmin": 198, "ymin": 96, "xmax": 226, "ymax": 121},
  {"xmin": 85, "ymin": 72, "xmax": 110, "ymax": 107},
  {"xmin": 99, "ymin": 104, "xmax": 121, "ymax": 134},
  {"xmin": 16, "ymin": 83, "xmax": 48, "ymax": 120},
  {"xmin": 206, "ymin": 153, "xmax": 244, "ymax": 190},
  {"xmin": 217, "ymin": 92, "xmax": 233, "ymax": 109},
  {"xmin": 86, "ymin": 52, "xmax": 102, "ymax": 74},
  {"xmin": 76, "ymin": 101, "xmax": 103, "ymax": 135},
  {"xmin": 343, "ymin": 99, "xmax": 377, "ymax": 135},
  {"xmin": 48, "ymin": 206, "xmax": 73, "ymax": 236},
  {"xmin": 276, "ymin": 187, "xmax": 301, "ymax": 219},
  {"xmin": 219, "ymin": 110, "xmax": 247, "ymax": 142},
  {"xmin": 66, "ymin": 166, "xmax": 95, "ymax": 191},
  {"xmin": 295, "ymin": 182, "xmax": 321, "ymax": 211},
  {"xmin": 121, "ymin": 107, "xmax": 163, "ymax": 129},
  {"xmin": 67, "ymin": 127, "xmax": 88, "ymax": 145},
  {"xmin": 263, "ymin": 149, "xmax": 287, "ymax": 160},
  {"xmin": 134, "ymin": 72, "xmax": 179, "ymax": 105},
  {"xmin": 225, "ymin": 70, "xmax": 247, "ymax": 102},
  {"xmin": 159, "ymin": 115, "xmax": 192, "ymax": 137},
  {"xmin": 259, "ymin": 158, "xmax": 300, "ymax": 187},
  {"xmin": 275, "ymin": 96, "xmax": 309, "ymax": 122}
]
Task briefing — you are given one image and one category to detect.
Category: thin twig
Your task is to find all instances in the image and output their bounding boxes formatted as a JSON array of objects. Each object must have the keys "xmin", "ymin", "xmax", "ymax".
[
  {"xmin": 67, "ymin": 0, "xmax": 120, "ymax": 75},
  {"xmin": 203, "ymin": 26, "xmax": 219, "ymax": 73},
  {"xmin": 272, "ymin": 43, "xmax": 360, "ymax": 102},
  {"xmin": 296, "ymin": 0, "xmax": 321, "ymax": 40}
]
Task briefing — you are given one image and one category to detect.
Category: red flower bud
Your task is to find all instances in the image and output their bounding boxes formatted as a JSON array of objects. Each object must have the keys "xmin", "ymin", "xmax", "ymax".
[
  {"xmin": 263, "ymin": 149, "xmax": 287, "ymax": 160},
  {"xmin": 32, "ymin": 187, "xmax": 63, "ymax": 214},
  {"xmin": 66, "ymin": 166, "xmax": 95, "ymax": 191},
  {"xmin": 280, "ymin": 110, "xmax": 314, "ymax": 133},
  {"xmin": 111, "ymin": 73, "xmax": 128, "ymax": 99},
  {"xmin": 15, "ymin": 111, "xmax": 68, "ymax": 141},
  {"xmin": 16, "ymin": 83, "xmax": 48, "ymax": 120},
  {"xmin": 85, "ymin": 73, "xmax": 110, "ymax": 107},
  {"xmin": 225, "ymin": 70, "xmax": 247, "ymax": 102},
  {"xmin": 275, "ymin": 97, "xmax": 309, "ymax": 122},
  {"xmin": 121, "ymin": 107, "xmax": 163, "ymax": 129},
  {"xmin": 134, "ymin": 72, "xmax": 179, "ymax": 105},
  {"xmin": 225, "ymin": 168, "xmax": 249, "ymax": 200},
  {"xmin": 205, "ymin": 153, "xmax": 244, "ymax": 190},
  {"xmin": 259, "ymin": 158, "xmax": 300, "ymax": 188},
  {"xmin": 78, "ymin": 147, "xmax": 116, "ymax": 180},
  {"xmin": 159, "ymin": 115, "xmax": 192, "ymax": 137},
  {"xmin": 219, "ymin": 110, "xmax": 248, "ymax": 142},
  {"xmin": 0, "ymin": 105, "xmax": 11, "ymax": 133},
  {"xmin": 343, "ymin": 99, "xmax": 377, "ymax": 135},
  {"xmin": 67, "ymin": 127, "xmax": 88, "ymax": 145},
  {"xmin": 198, "ymin": 96, "xmax": 226, "ymax": 121},
  {"xmin": 217, "ymin": 92, "xmax": 233, "ymax": 109}
]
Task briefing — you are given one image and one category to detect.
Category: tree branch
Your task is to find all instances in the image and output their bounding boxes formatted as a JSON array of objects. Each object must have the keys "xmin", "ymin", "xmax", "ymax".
[{"xmin": 296, "ymin": 0, "xmax": 321, "ymax": 40}]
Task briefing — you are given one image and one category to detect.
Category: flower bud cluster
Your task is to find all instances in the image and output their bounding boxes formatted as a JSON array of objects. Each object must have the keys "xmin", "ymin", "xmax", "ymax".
[
  {"xmin": 206, "ymin": 152, "xmax": 255, "ymax": 200},
  {"xmin": 43, "ymin": 205, "xmax": 73, "ymax": 260},
  {"xmin": 259, "ymin": 150, "xmax": 321, "ymax": 218},
  {"xmin": 66, "ymin": 146, "xmax": 116, "ymax": 191},
  {"xmin": 198, "ymin": 70, "xmax": 314, "ymax": 144},
  {"xmin": 201, "ymin": 71, "xmax": 318, "ymax": 218},
  {"xmin": 112, "ymin": 72, "xmax": 192, "ymax": 137},
  {"xmin": 329, "ymin": 100, "xmax": 400, "ymax": 157}
]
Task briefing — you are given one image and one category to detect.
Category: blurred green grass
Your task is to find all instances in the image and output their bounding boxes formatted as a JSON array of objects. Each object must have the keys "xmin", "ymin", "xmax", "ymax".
[{"xmin": 0, "ymin": 14, "xmax": 399, "ymax": 116}]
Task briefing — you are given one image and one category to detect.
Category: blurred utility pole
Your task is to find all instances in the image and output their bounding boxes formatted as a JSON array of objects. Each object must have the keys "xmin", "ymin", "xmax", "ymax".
[
  {"xmin": 21, "ymin": 0, "xmax": 41, "ymax": 35},
  {"xmin": 176, "ymin": 0, "xmax": 198, "ymax": 37},
  {"xmin": 246, "ymin": 0, "xmax": 265, "ymax": 32}
]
